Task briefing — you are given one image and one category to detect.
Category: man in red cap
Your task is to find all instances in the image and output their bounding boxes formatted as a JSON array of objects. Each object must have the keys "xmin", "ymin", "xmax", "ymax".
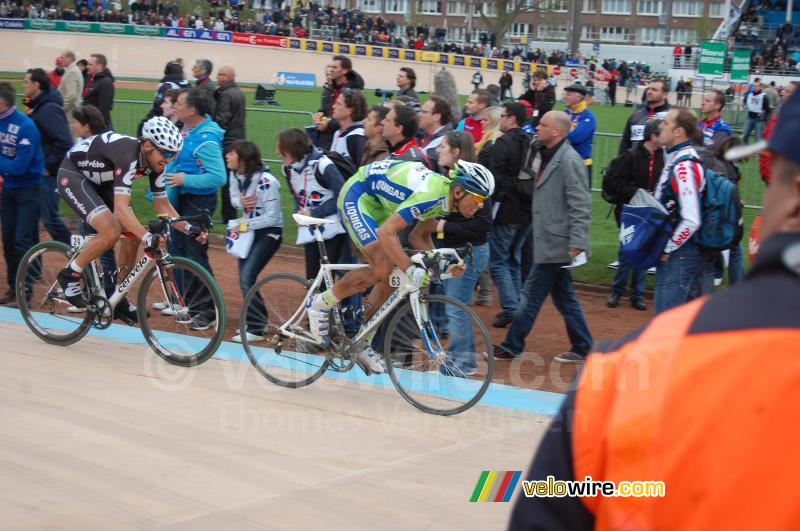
[{"xmin": 48, "ymin": 57, "xmax": 64, "ymax": 89}]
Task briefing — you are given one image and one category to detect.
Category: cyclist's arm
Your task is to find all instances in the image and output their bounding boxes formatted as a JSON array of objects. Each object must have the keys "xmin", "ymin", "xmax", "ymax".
[
  {"xmin": 376, "ymin": 213, "xmax": 413, "ymax": 272},
  {"xmin": 408, "ymin": 218, "xmax": 437, "ymax": 251},
  {"xmin": 152, "ymin": 195, "xmax": 195, "ymax": 235}
]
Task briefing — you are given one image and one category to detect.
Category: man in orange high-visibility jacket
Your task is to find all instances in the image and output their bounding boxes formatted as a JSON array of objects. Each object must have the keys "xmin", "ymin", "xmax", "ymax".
[{"xmin": 508, "ymin": 88, "xmax": 800, "ymax": 530}]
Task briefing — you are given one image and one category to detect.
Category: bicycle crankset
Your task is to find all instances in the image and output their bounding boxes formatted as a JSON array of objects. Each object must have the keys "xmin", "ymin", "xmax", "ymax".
[
  {"xmin": 328, "ymin": 335, "xmax": 355, "ymax": 372},
  {"xmin": 88, "ymin": 295, "xmax": 112, "ymax": 329}
]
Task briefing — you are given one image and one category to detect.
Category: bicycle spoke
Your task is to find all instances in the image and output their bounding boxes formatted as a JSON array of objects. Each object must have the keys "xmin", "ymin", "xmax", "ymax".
[
  {"xmin": 385, "ymin": 295, "xmax": 494, "ymax": 415},
  {"xmin": 241, "ymin": 273, "xmax": 329, "ymax": 388},
  {"xmin": 137, "ymin": 257, "xmax": 226, "ymax": 366},
  {"xmin": 17, "ymin": 241, "xmax": 92, "ymax": 345}
]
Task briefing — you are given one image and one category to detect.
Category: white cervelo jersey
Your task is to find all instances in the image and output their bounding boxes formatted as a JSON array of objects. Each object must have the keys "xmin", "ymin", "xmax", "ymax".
[{"xmin": 288, "ymin": 156, "xmax": 346, "ymax": 245}]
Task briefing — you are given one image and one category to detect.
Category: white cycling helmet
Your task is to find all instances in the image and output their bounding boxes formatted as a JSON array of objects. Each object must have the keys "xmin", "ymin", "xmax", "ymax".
[
  {"xmin": 453, "ymin": 160, "xmax": 495, "ymax": 197},
  {"xmin": 141, "ymin": 116, "xmax": 183, "ymax": 153}
]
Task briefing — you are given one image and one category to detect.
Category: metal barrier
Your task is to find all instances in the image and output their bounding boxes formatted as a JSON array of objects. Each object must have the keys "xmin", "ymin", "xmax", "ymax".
[
  {"xmin": 591, "ymin": 132, "xmax": 763, "ymax": 210},
  {"xmin": 110, "ymin": 100, "xmax": 314, "ymax": 164},
  {"xmin": 111, "ymin": 100, "xmax": 762, "ymax": 209}
]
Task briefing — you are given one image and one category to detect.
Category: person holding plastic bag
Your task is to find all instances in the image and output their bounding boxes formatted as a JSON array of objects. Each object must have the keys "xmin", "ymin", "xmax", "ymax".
[{"xmin": 225, "ymin": 140, "xmax": 283, "ymax": 343}]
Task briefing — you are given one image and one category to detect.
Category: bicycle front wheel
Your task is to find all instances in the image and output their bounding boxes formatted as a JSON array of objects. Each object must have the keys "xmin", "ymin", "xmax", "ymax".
[
  {"xmin": 137, "ymin": 256, "xmax": 226, "ymax": 367},
  {"xmin": 240, "ymin": 272, "xmax": 330, "ymax": 388},
  {"xmin": 17, "ymin": 240, "xmax": 93, "ymax": 346},
  {"xmin": 384, "ymin": 294, "xmax": 494, "ymax": 416}
]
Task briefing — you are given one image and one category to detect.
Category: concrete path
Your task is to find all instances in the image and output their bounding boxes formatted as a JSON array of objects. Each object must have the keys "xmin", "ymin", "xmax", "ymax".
[{"xmin": 0, "ymin": 321, "xmax": 552, "ymax": 530}]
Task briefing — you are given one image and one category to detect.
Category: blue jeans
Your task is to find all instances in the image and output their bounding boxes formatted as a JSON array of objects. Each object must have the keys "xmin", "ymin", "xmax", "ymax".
[
  {"xmin": 728, "ymin": 243, "xmax": 744, "ymax": 285},
  {"xmin": 654, "ymin": 242, "xmax": 715, "ymax": 314},
  {"xmin": 442, "ymin": 243, "xmax": 489, "ymax": 374},
  {"xmin": 611, "ymin": 248, "xmax": 646, "ymax": 300},
  {"xmin": 713, "ymin": 244, "xmax": 745, "ymax": 286},
  {"xmin": 240, "ymin": 228, "xmax": 282, "ymax": 332},
  {"xmin": 490, "ymin": 223, "xmax": 527, "ymax": 317},
  {"xmin": 501, "ymin": 263, "xmax": 593, "ymax": 357},
  {"xmin": 40, "ymin": 178, "xmax": 72, "ymax": 245},
  {"xmin": 742, "ymin": 117, "xmax": 765, "ymax": 144},
  {"xmin": 171, "ymin": 193, "xmax": 218, "ymax": 319},
  {"xmin": 1, "ymin": 186, "xmax": 41, "ymax": 293}
]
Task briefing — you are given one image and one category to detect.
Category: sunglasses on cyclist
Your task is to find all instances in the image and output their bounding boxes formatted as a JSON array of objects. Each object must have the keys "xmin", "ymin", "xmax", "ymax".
[
  {"xmin": 464, "ymin": 189, "xmax": 487, "ymax": 202},
  {"xmin": 158, "ymin": 149, "xmax": 176, "ymax": 159}
]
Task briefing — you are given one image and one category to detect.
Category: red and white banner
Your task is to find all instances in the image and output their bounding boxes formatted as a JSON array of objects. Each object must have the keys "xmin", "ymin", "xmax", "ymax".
[{"xmin": 232, "ymin": 32, "xmax": 288, "ymax": 48}]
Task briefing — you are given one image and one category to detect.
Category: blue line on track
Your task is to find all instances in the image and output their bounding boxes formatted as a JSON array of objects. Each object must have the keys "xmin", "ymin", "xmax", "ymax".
[{"xmin": 0, "ymin": 306, "xmax": 564, "ymax": 416}]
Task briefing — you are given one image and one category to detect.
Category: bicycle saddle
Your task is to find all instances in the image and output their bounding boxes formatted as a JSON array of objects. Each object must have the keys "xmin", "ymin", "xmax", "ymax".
[{"xmin": 293, "ymin": 213, "xmax": 336, "ymax": 226}]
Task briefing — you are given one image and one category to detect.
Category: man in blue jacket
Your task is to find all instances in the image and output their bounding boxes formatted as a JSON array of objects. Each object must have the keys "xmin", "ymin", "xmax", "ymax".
[
  {"xmin": 23, "ymin": 68, "xmax": 73, "ymax": 245},
  {"xmin": 163, "ymin": 87, "xmax": 226, "ymax": 330},
  {"xmin": 563, "ymin": 83, "xmax": 596, "ymax": 187},
  {"xmin": 0, "ymin": 82, "xmax": 44, "ymax": 305}
]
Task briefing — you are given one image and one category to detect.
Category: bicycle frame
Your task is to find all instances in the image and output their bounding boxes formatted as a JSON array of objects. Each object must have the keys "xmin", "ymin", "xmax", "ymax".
[
  {"xmin": 277, "ymin": 223, "xmax": 446, "ymax": 358},
  {"xmin": 69, "ymin": 235, "xmax": 169, "ymax": 311}
]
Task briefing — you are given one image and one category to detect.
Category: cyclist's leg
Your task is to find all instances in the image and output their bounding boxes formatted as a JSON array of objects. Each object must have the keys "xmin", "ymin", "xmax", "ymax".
[
  {"xmin": 57, "ymin": 165, "xmax": 120, "ymax": 305},
  {"xmin": 57, "ymin": 165, "xmax": 121, "ymax": 269}
]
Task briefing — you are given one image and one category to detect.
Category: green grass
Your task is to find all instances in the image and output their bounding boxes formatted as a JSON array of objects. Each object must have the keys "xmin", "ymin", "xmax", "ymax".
[{"xmin": 3, "ymin": 74, "xmax": 761, "ymax": 286}]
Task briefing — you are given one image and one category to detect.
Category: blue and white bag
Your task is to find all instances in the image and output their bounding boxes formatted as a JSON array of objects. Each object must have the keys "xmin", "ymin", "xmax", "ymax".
[{"xmin": 619, "ymin": 189, "xmax": 674, "ymax": 269}]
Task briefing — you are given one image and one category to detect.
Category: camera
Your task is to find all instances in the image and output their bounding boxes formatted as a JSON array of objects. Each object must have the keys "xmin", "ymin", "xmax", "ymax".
[{"xmin": 375, "ymin": 88, "xmax": 395, "ymax": 101}]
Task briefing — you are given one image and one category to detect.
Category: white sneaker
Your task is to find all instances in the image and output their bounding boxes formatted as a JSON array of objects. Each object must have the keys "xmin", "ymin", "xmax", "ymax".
[
  {"xmin": 647, "ymin": 267, "xmax": 657, "ymax": 275},
  {"xmin": 161, "ymin": 306, "xmax": 177, "ymax": 316},
  {"xmin": 608, "ymin": 260, "xmax": 619, "ymax": 270},
  {"xmin": 358, "ymin": 345, "xmax": 386, "ymax": 374},
  {"xmin": 305, "ymin": 295, "xmax": 330, "ymax": 345},
  {"xmin": 231, "ymin": 331, "xmax": 265, "ymax": 343},
  {"xmin": 152, "ymin": 301, "xmax": 169, "ymax": 311}
]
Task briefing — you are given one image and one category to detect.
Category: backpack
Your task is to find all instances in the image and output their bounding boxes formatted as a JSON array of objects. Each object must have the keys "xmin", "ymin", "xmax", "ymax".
[
  {"xmin": 516, "ymin": 135, "xmax": 539, "ymax": 202},
  {"xmin": 600, "ymin": 150, "xmax": 630, "ymax": 205},
  {"xmin": 321, "ymin": 150, "xmax": 358, "ymax": 180},
  {"xmin": 669, "ymin": 154, "xmax": 743, "ymax": 252}
]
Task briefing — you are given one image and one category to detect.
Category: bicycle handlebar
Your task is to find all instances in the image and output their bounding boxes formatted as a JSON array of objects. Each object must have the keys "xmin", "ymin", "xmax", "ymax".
[
  {"xmin": 406, "ymin": 244, "xmax": 473, "ymax": 280},
  {"xmin": 147, "ymin": 209, "xmax": 213, "ymax": 235}
]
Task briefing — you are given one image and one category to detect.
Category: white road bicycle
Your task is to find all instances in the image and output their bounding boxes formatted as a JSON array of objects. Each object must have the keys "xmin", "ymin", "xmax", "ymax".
[
  {"xmin": 16, "ymin": 212, "xmax": 226, "ymax": 366},
  {"xmin": 240, "ymin": 214, "xmax": 494, "ymax": 415}
]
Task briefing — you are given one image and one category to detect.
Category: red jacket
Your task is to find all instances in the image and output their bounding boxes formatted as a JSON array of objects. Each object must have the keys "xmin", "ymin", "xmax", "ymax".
[{"xmin": 760, "ymin": 114, "xmax": 777, "ymax": 184}]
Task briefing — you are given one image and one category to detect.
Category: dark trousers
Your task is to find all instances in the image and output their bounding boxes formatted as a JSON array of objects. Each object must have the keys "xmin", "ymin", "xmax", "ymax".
[
  {"xmin": 1, "ymin": 186, "xmax": 40, "ymax": 293},
  {"xmin": 171, "ymin": 193, "xmax": 218, "ymax": 319},
  {"xmin": 240, "ymin": 228, "xmax": 282, "ymax": 332},
  {"xmin": 586, "ymin": 164, "xmax": 593, "ymax": 189},
  {"xmin": 40, "ymin": 178, "xmax": 72, "ymax": 245}
]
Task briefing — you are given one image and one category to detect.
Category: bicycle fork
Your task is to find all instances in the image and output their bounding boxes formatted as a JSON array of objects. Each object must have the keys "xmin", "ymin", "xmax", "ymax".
[{"xmin": 409, "ymin": 292, "xmax": 446, "ymax": 362}]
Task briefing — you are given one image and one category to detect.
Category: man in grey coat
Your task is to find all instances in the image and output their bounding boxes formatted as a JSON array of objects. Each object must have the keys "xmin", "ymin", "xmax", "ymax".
[
  {"xmin": 58, "ymin": 50, "xmax": 83, "ymax": 124},
  {"xmin": 492, "ymin": 111, "xmax": 593, "ymax": 364}
]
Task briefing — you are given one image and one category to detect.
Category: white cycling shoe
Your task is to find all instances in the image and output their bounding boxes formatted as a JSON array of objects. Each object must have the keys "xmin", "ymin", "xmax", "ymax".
[
  {"xmin": 358, "ymin": 345, "xmax": 386, "ymax": 374},
  {"xmin": 305, "ymin": 296, "xmax": 330, "ymax": 346}
]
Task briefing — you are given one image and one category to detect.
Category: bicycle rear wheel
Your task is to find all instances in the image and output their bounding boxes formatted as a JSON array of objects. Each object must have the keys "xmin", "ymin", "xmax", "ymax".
[
  {"xmin": 137, "ymin": 256, "xmax": 226, "ymax": 367},
  {"xmin": 240, "ymin": 272, "xmax": 330, "ymax": 388},
  {"xmin": 383, "ymin": 294, "xmax": 494, "ymax": 415},
  {"xmin": 17, "ymin": 241, "xmax": 93, "ymax": 346}
]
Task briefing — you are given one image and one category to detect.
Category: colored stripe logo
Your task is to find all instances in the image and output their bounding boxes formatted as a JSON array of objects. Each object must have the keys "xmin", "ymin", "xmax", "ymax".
[{"xmin": 470, "ymin": 471, "xmax": 522, "ymax": 502}]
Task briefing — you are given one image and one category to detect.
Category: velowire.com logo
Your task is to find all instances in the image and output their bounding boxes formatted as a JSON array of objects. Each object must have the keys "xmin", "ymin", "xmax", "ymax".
[{"xmin": 469, "ymin": 471, "xmax": 522, "ymax": 503}]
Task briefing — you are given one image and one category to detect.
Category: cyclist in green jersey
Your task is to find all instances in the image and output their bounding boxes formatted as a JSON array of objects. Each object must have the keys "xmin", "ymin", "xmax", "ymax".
[{"xmin": 305, "ymin": 158, "xmax": 495, "ymax": 373}]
